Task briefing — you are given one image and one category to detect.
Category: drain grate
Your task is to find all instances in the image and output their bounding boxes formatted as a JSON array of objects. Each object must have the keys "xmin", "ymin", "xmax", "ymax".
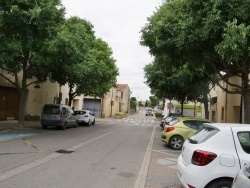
[{"xmin": 55, "ymin": 149, "xmax": 74, "ymax": 154}]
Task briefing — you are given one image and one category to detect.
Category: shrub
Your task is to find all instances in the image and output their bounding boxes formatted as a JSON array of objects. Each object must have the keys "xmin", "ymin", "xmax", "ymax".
[{"xmin": 154, "ymin": 112, "xmax": 164, "ymax": 118}]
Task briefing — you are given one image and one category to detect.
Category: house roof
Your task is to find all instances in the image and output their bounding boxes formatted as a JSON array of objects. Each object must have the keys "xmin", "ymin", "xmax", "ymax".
[{"xmin": 116, "ymin": 84, "xmax": 130, "ymax": 91}]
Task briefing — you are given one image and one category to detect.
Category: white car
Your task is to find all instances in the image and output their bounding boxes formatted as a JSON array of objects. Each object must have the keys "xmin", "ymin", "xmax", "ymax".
[
  {"xmin": 74, "ymin": 110, "xmax": 95, "ymax": 126},
  {"xmin": 232, "ymin": 162, "xmax": 250, "ymax": 188},
  {"xmin": 177, "ymin": 123, "xmax": 250, "ymax": 188}
]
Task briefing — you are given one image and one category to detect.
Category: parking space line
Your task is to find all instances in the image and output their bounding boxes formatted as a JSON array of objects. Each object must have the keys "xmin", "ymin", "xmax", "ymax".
[
  {"xmin": 134, "ymin": 124, "xmax": 156, "ymax": 188},
  {"xmin": 151, "ymin": 149, "xmax": 180, "ymax": 157}
]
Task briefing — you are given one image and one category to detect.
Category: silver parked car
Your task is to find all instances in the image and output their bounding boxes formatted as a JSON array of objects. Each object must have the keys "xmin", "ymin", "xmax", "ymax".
[
  {"xmin": 74, "ymin": 110, "xmax": 95, "ymax": 126},
  {"xmin": 232, "ymin": 162, "xmax": 250, "ymax": 188},
  {"xmin": 41, "ymin": 104, "xmax": 77, "ymax": 130}
]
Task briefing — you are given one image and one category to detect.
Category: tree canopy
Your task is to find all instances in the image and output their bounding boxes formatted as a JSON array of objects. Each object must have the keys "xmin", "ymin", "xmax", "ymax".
[
  {"xmin": 141, "ymin": 0, "xmax": 250, "ymax": 121},
  {"xmin": 0, "ymin": 0, "xmax": 65, "ymax": 126},
  {"xmin": 0, "ymin": 1, "xmax": 119, "ymax": 125},
  {"xmin": 44, "ymin": 16, "xmax": 118, "ymax": 106}
]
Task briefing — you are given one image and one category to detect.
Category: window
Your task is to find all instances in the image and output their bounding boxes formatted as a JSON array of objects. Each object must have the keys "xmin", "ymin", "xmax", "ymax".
[
  {"xmin": 169, "ymin": 118, "xmax": 179, "ymax": 126},
  {"xmin": 62, "ymin": 107, "xmax": 67, "ymax": 115},
  {"xmin": 43, "ymin": 106, "xmax": 60, "ymax": 115},
  {"xmin": 184, "ymin": 121, "xmax": 198, "ymax": 129},
  {"xmin": 238, "ymin": 132, "xmax": 250, "ymax": 154},
  {"xmin": 188, "ymin": 126, "xmax": 219, "ymax": 144}
]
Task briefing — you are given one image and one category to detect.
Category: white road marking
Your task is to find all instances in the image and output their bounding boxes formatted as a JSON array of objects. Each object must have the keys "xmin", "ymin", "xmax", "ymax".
[
  {"xmin": 0, "ymin": 131, "xmax": 114, "ymax": 182},
  {"xmin": 134, "ymin": 124, "xmax": 156, "ymax": 188}
]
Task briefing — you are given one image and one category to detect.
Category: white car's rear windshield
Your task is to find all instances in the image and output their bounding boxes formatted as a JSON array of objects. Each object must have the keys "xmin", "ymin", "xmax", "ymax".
[{"xmin": 187, "ymin": 126, "xmax": 219, "ymax": 144}]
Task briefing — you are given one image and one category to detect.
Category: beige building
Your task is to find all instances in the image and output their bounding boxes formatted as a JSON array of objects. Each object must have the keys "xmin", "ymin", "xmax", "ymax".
[
  {"xmin": 100, "ymin": 84, "xmax": 131, "ymax": 117},
  {"xmin": 208, "ymin": 76, "xmax": 241, "ymax": 123},
  {"xmin": 0, "ymin": 70, "xmax": 131, "ymax": 120}
]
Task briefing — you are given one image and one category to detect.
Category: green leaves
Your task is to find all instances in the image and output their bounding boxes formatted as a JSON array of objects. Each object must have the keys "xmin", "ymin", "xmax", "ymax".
[
  {"xmin": 216, "ymin": 19, "xmax": 250, "ymax": 62},
  {"xmin": 45, "ymin": 17, "xmax": 119, "ymax": 102}
]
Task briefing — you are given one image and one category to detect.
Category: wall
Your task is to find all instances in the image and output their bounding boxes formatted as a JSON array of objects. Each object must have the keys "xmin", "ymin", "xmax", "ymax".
[{"xmin": 216, "ymin": 77, "xmax": 241, "ymax": 123}]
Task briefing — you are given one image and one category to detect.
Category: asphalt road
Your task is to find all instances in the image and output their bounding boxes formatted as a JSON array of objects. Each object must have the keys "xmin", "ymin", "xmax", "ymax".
[{"xmin": 0, "ymin": 110, "xmax": 183, "ymax": 188}]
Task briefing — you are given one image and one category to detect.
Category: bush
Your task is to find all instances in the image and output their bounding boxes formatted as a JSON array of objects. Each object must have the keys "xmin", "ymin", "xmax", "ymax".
[
  {"xmin": 114, "ymin": 112, "xmax": 127, "ymax": 119},
  {"xmin": 154, "ymin": 112, "xmax": 164, "ymax": 118}
]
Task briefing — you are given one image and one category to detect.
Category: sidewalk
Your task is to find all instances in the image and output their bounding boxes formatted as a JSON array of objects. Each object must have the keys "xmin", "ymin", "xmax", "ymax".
[
  {"xmin": 0, "ymin": 120, "xmax": 41, "ymax": 131},
  {"xmin": 0, "ymin": 118, "xmax": 113, "ymax": 131}
]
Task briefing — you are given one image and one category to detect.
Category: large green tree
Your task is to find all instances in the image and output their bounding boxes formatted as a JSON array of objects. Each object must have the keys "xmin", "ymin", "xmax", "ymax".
[
  {"xmin": 141, "ymin": 0, "xmax": 250, "ymax": 121},
  {"xmin": 176, "ymin": 0, "xmax": 250, "ymax": 123},
  {"xmin": 0, "ymin": 0, "xmax": 65, "ymax": 126},
  {"xmin": 46, "ymin": 17, "xmax": 118, "ymax": 106}
]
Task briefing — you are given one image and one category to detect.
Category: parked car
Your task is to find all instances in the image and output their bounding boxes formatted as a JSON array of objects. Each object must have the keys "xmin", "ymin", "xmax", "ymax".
[
  {"xmin": 159, "ymin": 113, "xmax": 182, "ymax": 129},
  {"xmin": 177, "ymin": 123, "xmax": 250, "ymax": 188},
  {"xmin": 232, "ymin": 161, "xmax": 250, "ymax": 188},
  {"xmin": 145, "ymin": 109, "xmax": 153, "ymax": 116},
  {"xmin": 161, "ymin": 117, "xmax": 210, "ymax": 149},
  {"xmin": 74, "ymin": 110, "xmax": 95, "ymax": 126},
  {"xmin": 41, "ymin": 104, "xmax": 77, "ymax": 130}
]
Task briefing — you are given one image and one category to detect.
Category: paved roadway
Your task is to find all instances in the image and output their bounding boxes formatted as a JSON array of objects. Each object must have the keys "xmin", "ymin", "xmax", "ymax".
[{"xmin": 0, "ymin": 110, "xmax": 183, "ymax": 188}]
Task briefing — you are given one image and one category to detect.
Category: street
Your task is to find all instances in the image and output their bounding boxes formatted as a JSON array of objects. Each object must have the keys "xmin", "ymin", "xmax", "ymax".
[{"xmin": 0, "ymin": 110, "xmax": 183, "ymax": 188}]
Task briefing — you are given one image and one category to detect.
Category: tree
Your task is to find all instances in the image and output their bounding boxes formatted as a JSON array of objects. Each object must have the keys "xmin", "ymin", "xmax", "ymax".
[
  {"xmin": 142, "ymin": 0, "xmax": 250, "ymax": 122},
  {"xmin": 46, "ymin": 17, "xmax": 119, "ymax": 106},
  {"xmin": 178, "ymin": 0, "xmax": 250, "ymax": 123},
  {"xmin": 0, "ymin": 0, "xmax": 65, "ymax": 127},
  {"xmin": 149, "ymin": 96, "xmax": 159, "ymax": 108},
  {"xmin": 131, "ymin": 97, "xmax": 137, "ymax": 102}
]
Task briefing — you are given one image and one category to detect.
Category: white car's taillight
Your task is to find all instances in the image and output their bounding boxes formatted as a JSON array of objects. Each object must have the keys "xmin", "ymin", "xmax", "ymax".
[{"xmin": 191, "ymin": 150, "xmax": 217, "ymax": 166}]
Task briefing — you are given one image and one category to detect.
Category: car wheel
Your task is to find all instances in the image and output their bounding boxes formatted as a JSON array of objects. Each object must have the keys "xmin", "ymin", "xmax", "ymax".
[
  {"xmin": 42, "ymin": 125, "xmax": 47, "ymax": 129},
  {"xmin": 206, "ymin": 179, "xmax": 233, "ymax": 188},
  {"xmin": 62, "ymin": 123, "xmax": 67, "ymax": 130},
  {"xmin": 74, "ymin": 121, "xmax": 78, "ymax": 128},
  {"xmin": 92, "ymin": 119, "xmax": 95, "ymax": 125},
  {"xmin": 86, "ymin": 120, "xmax": 90, "ymax": 127},
  {"xmin": 169, "ymin": 135, "xmax": 184, "ymax": 150}
]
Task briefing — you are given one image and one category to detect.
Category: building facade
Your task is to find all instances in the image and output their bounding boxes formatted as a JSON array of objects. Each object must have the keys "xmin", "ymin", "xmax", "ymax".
[{"xmin": 0, "ymin": 70, "xmax": 131, "ymax": 120}]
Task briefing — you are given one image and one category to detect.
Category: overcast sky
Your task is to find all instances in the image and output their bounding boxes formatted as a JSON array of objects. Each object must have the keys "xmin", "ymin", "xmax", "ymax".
[{"xmin": 61, "ymin": 0, "xmax": 163, "ymax": 101}]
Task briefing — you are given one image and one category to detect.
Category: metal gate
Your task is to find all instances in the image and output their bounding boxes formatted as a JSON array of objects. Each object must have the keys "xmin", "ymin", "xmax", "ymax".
[{"xmin": 83, "ymin": 98, "xmax": 101, "ymax": 118}]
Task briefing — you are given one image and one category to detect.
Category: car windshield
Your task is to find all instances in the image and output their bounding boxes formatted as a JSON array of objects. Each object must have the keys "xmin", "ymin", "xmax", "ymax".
[
  {"xmin": 43, "ymin": 106, "xmax": 60, "ymax": 115},
  {"xmin": 74, "ymin": 111, "xmax": 86, "ymax": 115},
  {"xmin": 168, "ymin": 118, "xmax": 179, "ymax": 126}
]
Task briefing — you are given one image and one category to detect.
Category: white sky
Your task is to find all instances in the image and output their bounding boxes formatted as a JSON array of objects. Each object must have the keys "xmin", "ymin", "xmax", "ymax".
[{"xmin": 61, "ymin": 0, "xmax": 163, "ymax": 101}]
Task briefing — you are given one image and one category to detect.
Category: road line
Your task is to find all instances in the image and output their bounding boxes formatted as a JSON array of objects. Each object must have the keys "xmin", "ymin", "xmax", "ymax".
[
  {"xmin": 0, "ymin": 131, "xmax": 114, "ymax": 183},
  {"xmin": 151, "ymin": 149, "xmax": 180, "ymax": 157},
  {"xmin": 134, "ymin": 124, "xmax": 156, "ymax": 188}
]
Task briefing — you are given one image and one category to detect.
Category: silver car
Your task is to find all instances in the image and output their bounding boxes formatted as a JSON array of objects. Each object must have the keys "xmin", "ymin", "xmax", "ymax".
[
  {"xmin": 145, "ymin": 109, "xmax": 153, "ymax": 116},
  {"xmin": 74, "ymin": 110, "xmax": 95, "ymax": 126},
  {"xmin": 41, "ymin": 104, "xmax": 77, "ymax": 130},
  {"xmin": 232, "ymin": 162, "xmax": 250, "ymax": 188}
]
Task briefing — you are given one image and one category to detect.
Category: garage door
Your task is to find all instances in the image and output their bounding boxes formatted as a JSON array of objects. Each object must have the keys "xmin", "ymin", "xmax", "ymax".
[
  {"xmin": 0, "ymin": 87, "xmax": 20, "ymax": 120},
  {"xmin": 83, "ymin": 99, "xmax": 101, "ymax": 118}
]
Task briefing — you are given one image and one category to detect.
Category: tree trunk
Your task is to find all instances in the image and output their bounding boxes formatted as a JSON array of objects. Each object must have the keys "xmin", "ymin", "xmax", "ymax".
[
  {"xmin": 18, "ymin": 88, "xmax": 28, "ymax": 128},
  {"xmin": 204, "ymin": 99, "xmax": 209, "ymax": 120},
  {"xmin": 180, "ymin": 100, "xmax": 184, "ymax": 115},
  {"xmin": 242, "ymin": 91, "xmax": 250, "ymax": 124},
  {"xmin": 68, "ymin": 84, "xmax": 74, "ymax": 107}
]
